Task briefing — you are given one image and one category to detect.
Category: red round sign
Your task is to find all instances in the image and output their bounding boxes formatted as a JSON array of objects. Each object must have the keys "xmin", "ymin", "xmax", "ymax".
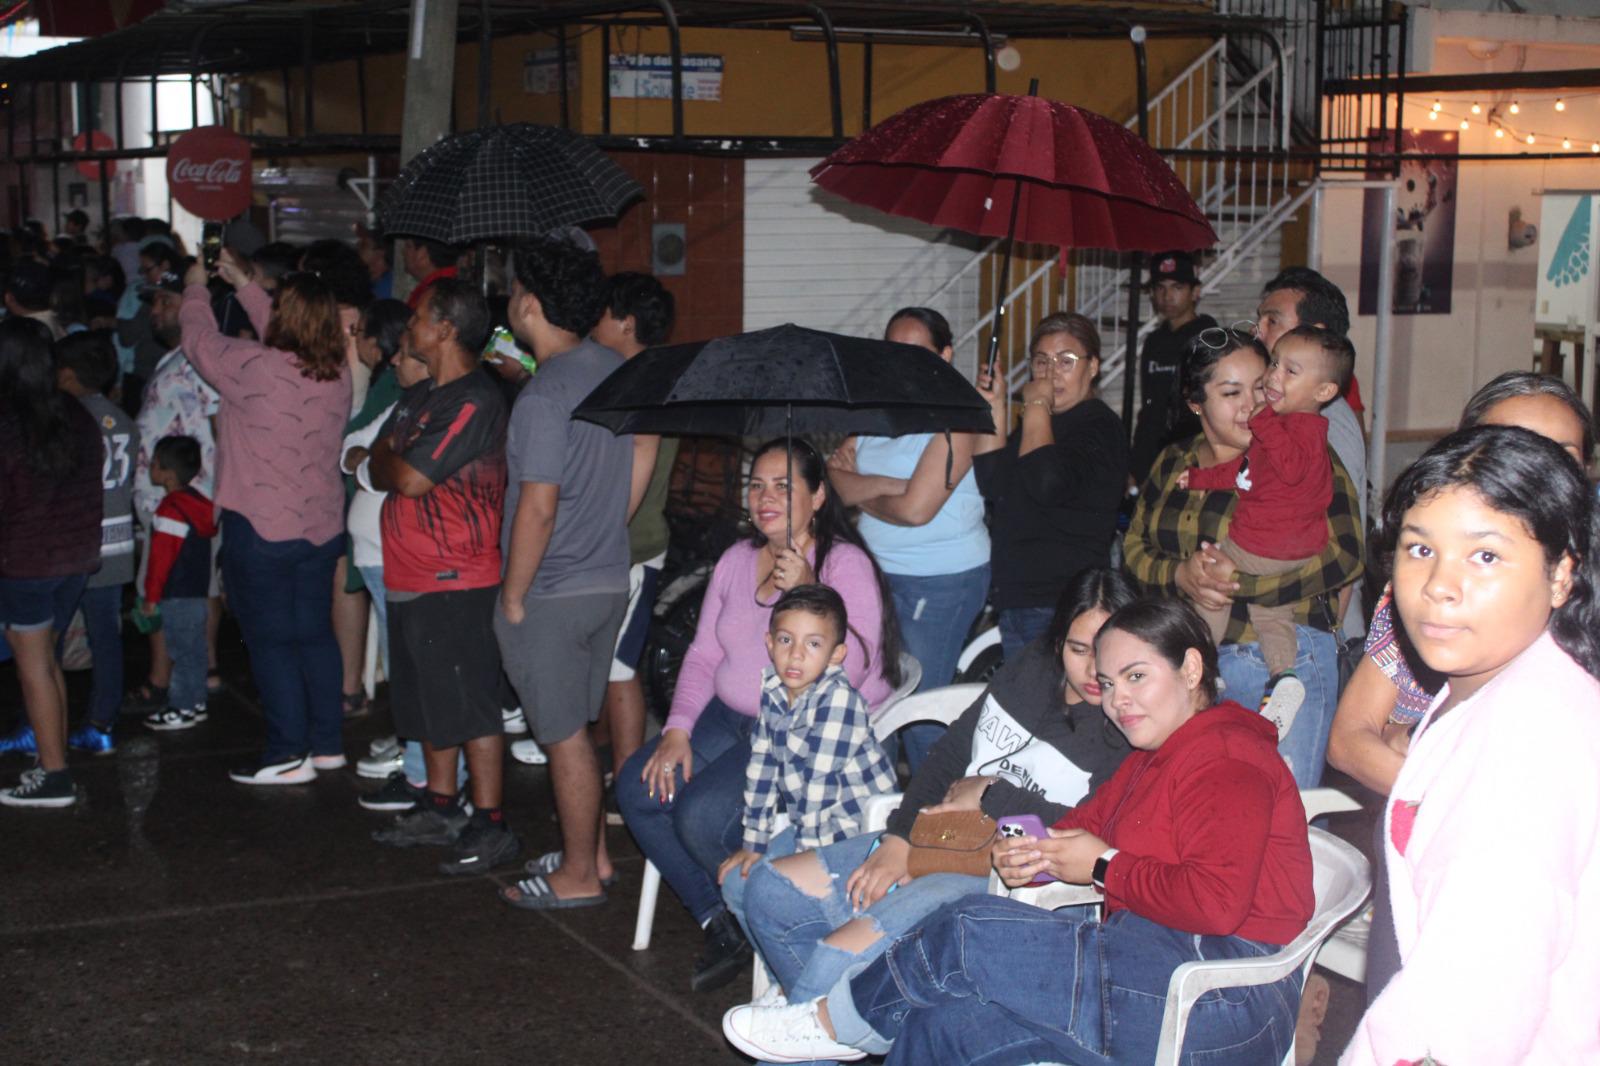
[
  {"xmin": 71, "ymin": 130, "xmax": 117, "ymax": 181},
  {"xmin": 166, "ymin": 125, "xmax": 252, "ymax": 220}
]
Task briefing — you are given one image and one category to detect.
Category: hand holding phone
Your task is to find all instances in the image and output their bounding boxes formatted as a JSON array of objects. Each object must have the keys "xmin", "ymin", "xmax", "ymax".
[
  {"xmin": 202, "ymin": 221, "xmax": 223, "ymax": 272},
  {"xmin": 996, "ymin": 815, "xmax": 1058, "ymax": 885}
]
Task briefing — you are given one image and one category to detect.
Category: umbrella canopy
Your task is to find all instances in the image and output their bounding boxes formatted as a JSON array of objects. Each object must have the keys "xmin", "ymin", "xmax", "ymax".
[
  {"xmin": 378, "ymin": 123, "xmax": 643, "ymax": 244},
  {"xmin": 572, "ymin": 323, "xmax": 995, "ymax": 439},
  {"xmin": 810, "ymin": 92, "xmax": 1217, "ymax": 253}
]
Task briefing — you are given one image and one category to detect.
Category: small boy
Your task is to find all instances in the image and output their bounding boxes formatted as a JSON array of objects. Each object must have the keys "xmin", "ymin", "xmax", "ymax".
[
  {"xmin": 1179, "ymin": 326, "xmax": 1356, "ymax": 738},
  {"xmin": 141, "ymin": 435, "xmax": 217, "ymax": 732},
  {"xmin": 56, "ymin": 330, "xmax": 139, "ymax": 754},
  {"xmin": 719, "ymin": 584, "xmax": 897, "ymax": 886}
]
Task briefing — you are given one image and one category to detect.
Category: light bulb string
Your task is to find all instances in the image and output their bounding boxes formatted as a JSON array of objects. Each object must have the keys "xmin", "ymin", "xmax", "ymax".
[{"xmin": 1402, "ymin": 97, "xmax": 1600, "ymax": 149}]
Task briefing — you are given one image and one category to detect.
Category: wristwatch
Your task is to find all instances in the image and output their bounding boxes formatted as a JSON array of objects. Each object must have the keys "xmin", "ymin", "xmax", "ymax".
[{"xmin": 1091, "ymin": 848, "xmax": 1119, "ymax": 891}]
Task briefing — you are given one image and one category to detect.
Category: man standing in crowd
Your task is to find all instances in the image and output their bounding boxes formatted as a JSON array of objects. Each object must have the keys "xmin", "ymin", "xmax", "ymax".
[
  {"xmin": 493, "ymin": 237, "xmax": 635, "ymax": 909},
  {"xmin": 401, "ymin": 238, "xmax": 461, "ymax": 311},
  {"xmin": 362, "ymin": 279, "xmax": 515, "ymax": 874},
  {"xmin": 1129, "ymin": 251, "xmax": 1217, "ymax": 485},
  {"xmin": 591, "ymin": 271, "xmax": 677, "ymax": 821}
]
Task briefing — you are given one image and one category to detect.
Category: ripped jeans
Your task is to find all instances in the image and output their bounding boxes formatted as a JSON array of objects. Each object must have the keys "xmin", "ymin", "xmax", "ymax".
[{"xmin": 723, "ymin": 830, "xmax": 987, "ymax": 1065}]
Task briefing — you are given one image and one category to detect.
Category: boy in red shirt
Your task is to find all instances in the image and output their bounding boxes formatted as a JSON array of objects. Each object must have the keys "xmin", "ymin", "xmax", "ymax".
[
  {"xmin": 140, "ymin": 436, "xmax": 217, "ymax": 732},
  {"xmin": 1179, "ymin": 326, "xmax": 1355, "ymax": 736}
]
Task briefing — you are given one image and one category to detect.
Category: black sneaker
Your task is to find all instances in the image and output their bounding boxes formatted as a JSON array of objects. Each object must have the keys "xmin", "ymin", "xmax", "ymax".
[
  {"xmin": 691, "ymin": 909, "xmax": 753, "ymax": 993},
  {"xmin": 0, "ymin": 766, "xmax": 76, "ymax": 808},
  {"xmin": 438, "ymin": 819, "xmax": 521, "ymax": 876},
  {"xmin": 371, "ymin": 801, "xmax": 468, "ymax": 847},
  {"xmin": 359, "ymin": 771, "xmax": 423, "ymax": 812}
]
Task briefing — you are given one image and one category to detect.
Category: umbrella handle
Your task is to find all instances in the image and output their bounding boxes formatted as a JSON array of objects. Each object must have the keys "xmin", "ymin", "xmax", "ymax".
[{"xmin": 982, "ymin": 79, "xmax": 1039, "ymax": 384}]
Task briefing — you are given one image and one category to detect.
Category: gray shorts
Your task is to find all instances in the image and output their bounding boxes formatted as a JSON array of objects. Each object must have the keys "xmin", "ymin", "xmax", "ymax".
[{"xmin": 494, "ymin": 590, "xmax": 627, "ymax": 746}]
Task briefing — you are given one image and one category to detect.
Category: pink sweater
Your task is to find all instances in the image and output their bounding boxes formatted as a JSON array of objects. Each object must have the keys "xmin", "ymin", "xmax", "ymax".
[
  {"xmin": 1342, "ymin": 632, "xmax": 1600, "ymax": 1066},
  {"xmin": 180, "ymin": 283, "xmax": 351, "ymax": 545},
  {"xmin": 665, "ymin": 539, "xmax": 892, "ymax": 733}
]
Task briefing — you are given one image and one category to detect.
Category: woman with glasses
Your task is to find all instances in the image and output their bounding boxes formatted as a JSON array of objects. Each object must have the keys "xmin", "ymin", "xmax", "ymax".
[
  {"xmin": 1123, "ymin": 327, "xmax": 1364, "ymax": 788},
  {"xmin": 181, "ymin": 249, "xmax": 352, "ymax": 786},
  {"xmin": 972, "ymin": 312, "xmax": 1129, "ymax": 660}
]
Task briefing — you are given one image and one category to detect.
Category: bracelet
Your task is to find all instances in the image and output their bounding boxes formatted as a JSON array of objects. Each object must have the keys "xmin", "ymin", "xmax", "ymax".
[{"xmin": 1025, "ymin": 399, "xmax": 1050, "ymax": 409}]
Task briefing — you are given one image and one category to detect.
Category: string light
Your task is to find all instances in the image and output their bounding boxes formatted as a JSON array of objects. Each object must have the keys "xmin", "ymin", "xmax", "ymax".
[
  {"xmin": 1510, "ymin": 101, "xmax": 1521, "ymax": 115},
  {"xmin": 1470, "ymin": 102, "xmax": 1482, "ymax": 114},
  {"xmin": 1563, "ymin": 137, "xmax": 1573, "ymax": 149},
  {"xmin": 1494, "ymin": 127, "xmax": 1505, "ymax": 139},
  {"xmin": 1413, "ymin": 95, "xmax": 1600, "ymax": 154},
  {"xmin": 1526, "ymin": 132, "xmax": 1537, "ymax": 145},
  {"xmin": 1428, "ymin": 109, "xmax": 1438, "ymax": 120},
  {"xmin": 1460, "ymin": 118, "xmax": 1470, "ymax": 131},
  {"xmin": 1592, "ymin": 141, "xmax": 1599, "ymax": 154},
  {"xmin": 1555, "ymin": 98, "xmax": 1566, "ymax": 112},
  {"xmin": 1431, "ymin": 99, "xmax": 1442, "ymax": 113}
]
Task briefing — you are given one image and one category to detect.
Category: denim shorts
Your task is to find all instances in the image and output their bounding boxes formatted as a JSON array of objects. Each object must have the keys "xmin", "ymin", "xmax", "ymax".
[{"xmin": 0, "ymin": 573, "xmax": 87, "ymax": 632}]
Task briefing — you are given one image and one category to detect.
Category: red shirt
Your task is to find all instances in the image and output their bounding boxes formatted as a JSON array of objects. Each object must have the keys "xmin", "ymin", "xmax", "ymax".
[
  {"xmin": 1186, "ymin": 404, "xmax": 1331, "ymax": 559},
  {"xmin": 1345, "ymin": 374, "xmax": 1364, "ymax": 417},
  {"xmin": 406, "ymin": 266, "xmax": 458, "ymax": 311},
  {"xmin": 379, "ymin": 372, "xmax": 507, "ymax": 594},
  {"xmin": 1056, "ymin": 702, "xmax": 1314, "ymax": 945}
]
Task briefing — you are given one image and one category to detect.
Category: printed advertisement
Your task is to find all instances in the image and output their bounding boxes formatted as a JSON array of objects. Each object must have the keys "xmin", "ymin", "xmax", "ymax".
[{"xmin": 1359, "ymin": 128, "xmax": 1459, "ymax": 316}]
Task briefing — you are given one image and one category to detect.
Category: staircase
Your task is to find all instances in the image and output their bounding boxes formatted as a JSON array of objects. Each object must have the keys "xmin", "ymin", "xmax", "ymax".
[{"xmin": 929, "ymin": 17, "xmax": 1319, "ymax": 422}]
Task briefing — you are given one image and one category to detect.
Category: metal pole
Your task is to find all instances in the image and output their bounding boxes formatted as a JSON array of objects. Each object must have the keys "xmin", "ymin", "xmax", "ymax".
[
  {"xmin": 1307, "ymin": 181, "xmax": 1324, "ymax": 272},
  {"xmin": 1123, "ymin": 26, "xmax": 1150, "ymax": 441},
  {"xmin": 302, "ymin": 15, "xmax": 316, "ymax": 136},
  {"xmin": 801, "ymin": 5, "xmax": 843, "ymax": 140},
  {"xmin": 861, "ymin": 41, "xmax": 872, "ymax": 131},
  {"xmin": 557, "ymin": 23, "xmax": 570, "ymax": 129},
  {"xmin": 1369, "ymin": 183, "xmax": 1397, "ymax": 512},
  {"xmin": 477, "ymin": 0, "xmax": 492, "ymax": 128},
  {"xmin": 396, "ymin": 0, "xmax": 460, "ymax": 302},
  {"xmin": 964, "ymin": 14, "xmax": 996, "ymax": 94},
  {"xmin": 600, "ymin": 23, "xmax": 612, "ymax": 135}
]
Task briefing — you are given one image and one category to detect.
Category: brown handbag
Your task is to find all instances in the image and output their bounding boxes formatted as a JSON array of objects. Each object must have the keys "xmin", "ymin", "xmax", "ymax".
[{"xmin": 905, "ymin": 810, "xmax": 997, "ymax": 879}]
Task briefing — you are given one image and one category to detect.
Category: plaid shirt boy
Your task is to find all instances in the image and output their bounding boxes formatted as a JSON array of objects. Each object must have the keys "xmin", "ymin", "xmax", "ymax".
[
  {"xmin": 1123, "ymin": 437, "xmax": 1364, "ymax": 644},
  {"xmin": 743, "ymin": 664, "xmax": 898, "ymax": 854}
]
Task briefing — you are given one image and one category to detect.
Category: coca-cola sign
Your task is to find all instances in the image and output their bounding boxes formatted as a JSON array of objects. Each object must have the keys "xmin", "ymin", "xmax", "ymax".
[{"xmin": 166, "ymin": 126, "xmax": 252, "ymax": 220}]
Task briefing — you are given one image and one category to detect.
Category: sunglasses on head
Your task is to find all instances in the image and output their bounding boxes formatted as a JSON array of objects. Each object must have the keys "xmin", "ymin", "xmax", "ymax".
[{"xmin": 1196, "ymin": 319, "xmax": 1261, "ymax": 351}]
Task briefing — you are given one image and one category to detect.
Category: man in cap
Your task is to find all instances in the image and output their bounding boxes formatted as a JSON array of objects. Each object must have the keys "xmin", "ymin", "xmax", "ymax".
[{"xmin": 1129, "ymin": 250, "xmax": 1216, "ymax": 485}]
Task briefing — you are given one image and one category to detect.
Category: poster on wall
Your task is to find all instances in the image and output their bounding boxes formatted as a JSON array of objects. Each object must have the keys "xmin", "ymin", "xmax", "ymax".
[
  {"xmin": 1359, "ymin": 128, "xmax": 1459, "ymax": 315},
  {"xmin": 523, "ymin": 48, "xmax": 580, "ymax": 95},
  {"xmin": 1535, "ymin": 193, "xmax": 1597, "ymax": 330},
  {"xmin": 609, "ymin": 54, "xmax": 724, "ymax": 101}
]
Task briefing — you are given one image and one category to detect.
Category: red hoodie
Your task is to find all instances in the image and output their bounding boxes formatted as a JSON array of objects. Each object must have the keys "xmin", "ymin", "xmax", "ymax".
[
  {"xmin": 144, "ymin": 486, "xmax": 218, "ymax": 603},
  {"xmin": 1055, "ymin": 701, "xmax": 1313, "ymax": 945}
]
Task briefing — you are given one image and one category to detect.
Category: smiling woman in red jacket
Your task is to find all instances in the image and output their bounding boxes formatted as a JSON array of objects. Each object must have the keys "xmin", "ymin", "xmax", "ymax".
[{"xmin": 722, "ymin": 597, "xmax": 1314, "ymax": 1066}]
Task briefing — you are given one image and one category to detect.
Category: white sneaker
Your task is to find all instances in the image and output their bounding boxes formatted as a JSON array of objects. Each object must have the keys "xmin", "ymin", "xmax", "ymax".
[
  {"xmin": 229, "ymin": 756, "xmax": 317, "ymax": 786},
  {"xmin": 1262, "ymin": 674, "xmax": 1307, "ymax": 741},
  {"xmin": 311, "ymin": 754, "xmax": 348, "ymax": 770},
  {"xmin": 721, "ymin": 1002, "xmax": 866, "ymax": 1064},
  {"xmin": 357, "ymin": 748, "xmax": 404, "ymax": 779},
  {"xmin": 509, "ymin": 738, "xmax": 548, "ymax": 765},
  {"xmin": 502, "ymin": 706, "xmax": 528, "ymax": 735},
  {"xmin": 368, "ymin": 734, "xmax": 401, "ymax": 759}
]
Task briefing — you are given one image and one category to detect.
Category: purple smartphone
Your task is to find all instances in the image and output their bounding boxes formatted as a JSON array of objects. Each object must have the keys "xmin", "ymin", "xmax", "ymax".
[{"xmin": 996, "ymin": 815, "xmax": 1058, "ymax": 885}]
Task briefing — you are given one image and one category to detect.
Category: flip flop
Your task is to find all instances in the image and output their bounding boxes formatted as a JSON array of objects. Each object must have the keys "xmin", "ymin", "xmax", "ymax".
[
  {"xmin": 498, "ymin": 873, "xmax": 607, "ymax": 911},
  {"xmin": 525, "ymin": 849, "xmax": 619, "ymax": 889}
]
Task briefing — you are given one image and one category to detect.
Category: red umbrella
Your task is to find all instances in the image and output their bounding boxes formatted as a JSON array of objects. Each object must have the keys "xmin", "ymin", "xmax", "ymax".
[{"xmin": 810, "ymin": 88, "xmax": 1217, "ymax": 373}]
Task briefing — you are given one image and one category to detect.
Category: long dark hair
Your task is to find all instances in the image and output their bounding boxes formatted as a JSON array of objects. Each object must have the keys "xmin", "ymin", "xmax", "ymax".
[
  {"xmin": 1095, "ymin": 597, "xmax": 1221, "ymax": 707},
  {"xmin": 885, "ymin": 306, "xmax": 953, "ymax": 352},
  {"xmin": 1045, "ymin": 567, "xmax": 1139, "ymax": 662},
  {"xmin": 1381, "ymin": 424, "xmax": 1600, "ymax": 682},
  {"xmin": 0, "ymin": 317, "xmax": 78, "ymax": 476},
  {"xmin": 361, "ymin": 298, "xmax": 412, "ymax": 369},
  {"xmin": 748, "ymin": 436, "xmax": 904, "ymax": 689},
  {"xmin": 1172, "ymin": 328, "xmax": 1269, "ymax": 433}
]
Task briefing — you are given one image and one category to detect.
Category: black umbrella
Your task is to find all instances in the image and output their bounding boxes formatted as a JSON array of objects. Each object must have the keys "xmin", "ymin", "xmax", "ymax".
[
  {"xmin": 377, "ymin": 123, "xmax": 643, "ymax": 244},
  {"xmin": 574, "ymin": 322, "xmax": 994, "ymax": 544}
]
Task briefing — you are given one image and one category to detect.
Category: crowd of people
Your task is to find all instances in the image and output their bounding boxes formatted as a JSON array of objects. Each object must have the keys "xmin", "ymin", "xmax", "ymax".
[{"xmin": 3, "ymin": 210, "xmax": 1598, "ymax": 1065}]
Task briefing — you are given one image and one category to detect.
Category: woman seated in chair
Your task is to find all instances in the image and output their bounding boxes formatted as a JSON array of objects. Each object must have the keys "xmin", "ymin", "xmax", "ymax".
[
  {"xmin": 616, "ymin": 437, "xmax": 902, "ymax": 993},
  {"xmin": 722, "ymin": 568, "xmax": 1137, "ymax": 1062},
  {"xmin": 724, "ymin": 596, "xmax": 1314, "ymax": 1066}
]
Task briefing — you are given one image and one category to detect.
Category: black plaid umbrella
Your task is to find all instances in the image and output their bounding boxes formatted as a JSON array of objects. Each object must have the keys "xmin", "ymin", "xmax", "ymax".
[{"xmin": 377, "ymin": 123, "xmax": 643, "ymax": 244}]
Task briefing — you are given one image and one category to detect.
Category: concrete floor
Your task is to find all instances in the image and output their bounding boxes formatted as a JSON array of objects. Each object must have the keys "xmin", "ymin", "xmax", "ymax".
[{"xmin": 1, "ymin": 622, "xmax": 1375, "ymax": 1065}]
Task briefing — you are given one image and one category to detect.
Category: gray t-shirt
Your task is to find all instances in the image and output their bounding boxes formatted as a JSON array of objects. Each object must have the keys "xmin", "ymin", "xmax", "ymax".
[
  {"xmin": 82, "ymin": 392, "xmax": 139, "ymax": 589},
  {"xmin": 503, "ymin": 340, "xmax": 631, "ymax": 598}
]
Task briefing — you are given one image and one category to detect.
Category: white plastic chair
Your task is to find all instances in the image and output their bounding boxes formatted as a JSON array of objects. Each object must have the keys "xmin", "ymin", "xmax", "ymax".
[
  {"xmin": 631, "ymin": 654, "xmax": 928, "ymax": 953},
  {"xmin": 1299, "ymin": 787, "xmax": 1370, "ymax": 984}
]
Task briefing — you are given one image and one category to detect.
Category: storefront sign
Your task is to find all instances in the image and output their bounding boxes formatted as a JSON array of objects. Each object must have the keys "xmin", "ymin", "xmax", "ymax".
[
  {"xmin": 166, "ymin": 126, "xmax": 252, "ymax": 220},
  {"xmin": 609, "ymin": 54, "xmax": 723, "ymax": 101}
]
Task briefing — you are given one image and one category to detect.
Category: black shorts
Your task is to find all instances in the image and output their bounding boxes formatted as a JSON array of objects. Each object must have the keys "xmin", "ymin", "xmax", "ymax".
[{"xmin": 388, "ymin": 585, "xmax": 502, "ymax": 747}]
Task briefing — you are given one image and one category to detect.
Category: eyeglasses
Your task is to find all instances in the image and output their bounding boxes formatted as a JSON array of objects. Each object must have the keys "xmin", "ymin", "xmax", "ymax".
[
  {"xmin": 1029, "ymin": 350, "xmax": 1081, "ymax": 376},
  {"xmin": 1196, "ymin": 319, "xmax": 1261, "ymax": 351}
]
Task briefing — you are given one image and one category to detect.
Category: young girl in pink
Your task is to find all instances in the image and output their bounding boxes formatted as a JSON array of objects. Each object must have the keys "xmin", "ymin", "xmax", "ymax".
[{"xmin": 1342, "ymin": 424, "xmax": 1600, "ymax": 1065}]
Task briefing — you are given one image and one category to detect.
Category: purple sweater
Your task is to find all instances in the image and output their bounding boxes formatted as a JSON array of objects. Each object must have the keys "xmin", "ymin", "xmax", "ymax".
[
  {"xmin": 180, "ymin": 283, "xmax": 350, "ymax": 545},
  {"xmin": 665, "ymin": 539, "xmax": 893, "ymax": 733}
]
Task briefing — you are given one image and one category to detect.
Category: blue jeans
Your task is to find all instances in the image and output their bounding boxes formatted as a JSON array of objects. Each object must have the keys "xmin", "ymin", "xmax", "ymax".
[
  {"xmin": 220, "ymin": 511, "xmax": 343, "ymax": 762},
  {"xmin": 887, "ymin": 565, "xmax": 990, "ymax": 773},
  {"xmin": 830, "ymin": 900, "xmax": 1300, "ymax": 1066},
  {"xmin": 616, "ymin": 697, "xmax": 753, "ymax": 924},
  {"xmin": 162, "ymin": 597, "xmax": 209, "ymax": 714},
  {"xmin": 734, "ymin": 831, "xmax": 987, "ymax": 1008},
  {"xmin": 79, "ymin": 583, "xmax": 126, "ymax": 728},
  {"xmin": 355, "ymin": 564, "xmax": 388, "ymax": 677},
  {"xmin": 1217, "ymin": 624, "xmax": 1338, "ymax": 788},
  {"xmin": 997, "ymin": 605, "xmax": 1055, "ymax": 663}
]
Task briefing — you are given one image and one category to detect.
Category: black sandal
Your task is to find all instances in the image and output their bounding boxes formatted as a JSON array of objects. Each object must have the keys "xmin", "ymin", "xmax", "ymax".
[
  {"xmin": 342, "ymin": 690, "xmax": 370, "ymax": 719},
  {"xmin": 123, "ymin": 682, "xmax": 168, "ymax": 715}
]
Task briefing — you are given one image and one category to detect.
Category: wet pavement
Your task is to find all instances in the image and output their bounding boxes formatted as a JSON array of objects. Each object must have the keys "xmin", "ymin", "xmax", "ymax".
[{"xmin": 2, "ymin": 624, "xmax": 1374, "ymax": 1064}]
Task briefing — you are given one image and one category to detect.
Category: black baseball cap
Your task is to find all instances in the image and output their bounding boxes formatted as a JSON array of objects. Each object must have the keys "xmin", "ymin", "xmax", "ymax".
[
  {"xmin": 138, "ymin": 271, "xmax": 185, "ymax": 301},
  {"xmin": 1147, "ymin": 251, "xmax": 1200, "ymax": 286}
]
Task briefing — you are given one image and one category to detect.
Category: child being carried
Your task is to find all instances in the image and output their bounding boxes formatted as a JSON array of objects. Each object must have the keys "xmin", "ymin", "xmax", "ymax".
[{"xmin": 1178, "ymin": 326, "xmax": 1356, "ymax": 739}]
